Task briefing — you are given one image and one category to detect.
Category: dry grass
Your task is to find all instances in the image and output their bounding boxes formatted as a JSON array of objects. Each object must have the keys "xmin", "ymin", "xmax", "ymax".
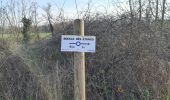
[{"xmin": 0, "ymin": 15, "xmax": 170, "ymax": 100}]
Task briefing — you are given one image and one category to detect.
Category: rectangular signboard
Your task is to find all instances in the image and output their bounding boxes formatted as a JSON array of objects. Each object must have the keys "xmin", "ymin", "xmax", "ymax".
[{"xmin": 61, "ymin": 35, "xmax": 96, "ymax": 52}]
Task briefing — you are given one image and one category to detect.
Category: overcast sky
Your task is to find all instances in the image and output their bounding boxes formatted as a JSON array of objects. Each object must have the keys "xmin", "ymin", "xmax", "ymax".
[
  {"xmin": 2, "ymin": 0, "xmax": 170, "ymax": 20},
  {"xmin": 36, "ymin": 0, "xmax": 128, "ymax": 19},
  {"xmin": 37, "ymin": 0, "xmax": 170, "ymax": 19}
]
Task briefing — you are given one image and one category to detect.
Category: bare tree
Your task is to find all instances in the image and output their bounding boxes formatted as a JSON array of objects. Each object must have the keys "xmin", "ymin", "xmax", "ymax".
[
  {"xmin": 139, "ymin": 0, "xmax": 142, "ymax": 21},
  {"xmin": 129, "ymin": 0, "xmax": 134, "ymax": 20},
  {"xmin": 0, "ymin": 0, "xmax": 6, "ymax": 44},
  {"xmin": 155, "ymin": 0, "xmax": 159, "ymax": 22},
  {"xmin": 30, "ymin": 1, "xmax": 40, "ymax": 39},
  {"xmin": 161, "ymin": 0, "xmax": 166, "ymax": 28},
  {"xmin": 145, "ymin": 0, "xmax": 152, "ymax": 24},
  {"xmin": 43, "ymin": 4, "xmax": 55, "ymax": 40},
  {"xmin": 2, "ymin": 0, "xmax": 33, "ymax": 40}
]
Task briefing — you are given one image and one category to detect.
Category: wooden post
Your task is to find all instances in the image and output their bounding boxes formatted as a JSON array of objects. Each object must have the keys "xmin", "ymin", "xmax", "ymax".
[{"xmin": 74, "ymin": 19, "xmax": 85, "ymax": 100}]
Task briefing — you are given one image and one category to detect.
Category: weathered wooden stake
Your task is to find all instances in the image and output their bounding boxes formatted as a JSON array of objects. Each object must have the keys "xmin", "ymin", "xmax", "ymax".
[{"xmin": 74, "ymin": 19, "xmax": 85, "ymax": 100}]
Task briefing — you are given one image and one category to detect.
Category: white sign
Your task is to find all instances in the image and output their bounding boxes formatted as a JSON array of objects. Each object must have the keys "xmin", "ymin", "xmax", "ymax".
[{"xmin": 61, "ymin": 35, "xmax": 96, "ymax": 52}]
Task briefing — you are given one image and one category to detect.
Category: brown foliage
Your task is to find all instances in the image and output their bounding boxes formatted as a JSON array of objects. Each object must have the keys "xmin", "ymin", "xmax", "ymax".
[{"xmin": 0, "ymin": 46, "xmax": 47, "ymax": 100}]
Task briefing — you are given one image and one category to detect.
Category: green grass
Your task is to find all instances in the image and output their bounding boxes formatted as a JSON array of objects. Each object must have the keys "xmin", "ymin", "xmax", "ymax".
[
  {"xmin": 39, "ymin": 32, "xmax": 51, "ymax": 39},
  {"xmin": 0, "ymin": 32, "xmax": 52, "ymax": 52},
  {"xmin": 0, "ymin": 32, "xmax": 52, "ymax": 41}
]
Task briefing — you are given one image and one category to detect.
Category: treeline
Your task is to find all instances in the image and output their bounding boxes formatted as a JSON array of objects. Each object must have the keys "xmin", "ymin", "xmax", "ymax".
[{"xmin": 0, "ymin": 0, "xmax": 170, "ymax": 38}]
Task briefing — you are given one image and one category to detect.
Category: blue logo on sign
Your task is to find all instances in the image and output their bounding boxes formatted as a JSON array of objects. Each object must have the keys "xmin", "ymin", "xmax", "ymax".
[
  {"xmin": 76, "ymin": 41, "xmax": 81, "ymax": 46},
  {"xmin": 70, "ymin": 41, "xmax": 90, "ymax": 46}
]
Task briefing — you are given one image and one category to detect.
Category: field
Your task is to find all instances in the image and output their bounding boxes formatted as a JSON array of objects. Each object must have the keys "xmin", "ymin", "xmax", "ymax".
[{"xmin": 0, "ymin": 32, "xmax": 51, "ymax": 41}]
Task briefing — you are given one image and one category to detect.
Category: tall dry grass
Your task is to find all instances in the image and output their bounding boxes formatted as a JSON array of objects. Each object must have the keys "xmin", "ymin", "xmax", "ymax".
[{"xmin": 0, "ymin": 13, "xmax": 170, "ymax": 100}]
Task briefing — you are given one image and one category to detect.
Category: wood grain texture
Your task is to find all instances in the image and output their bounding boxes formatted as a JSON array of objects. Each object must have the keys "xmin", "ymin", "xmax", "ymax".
[{"xmin": 74, "ymin": 19, "xmax": 86, "ymax": 100}]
